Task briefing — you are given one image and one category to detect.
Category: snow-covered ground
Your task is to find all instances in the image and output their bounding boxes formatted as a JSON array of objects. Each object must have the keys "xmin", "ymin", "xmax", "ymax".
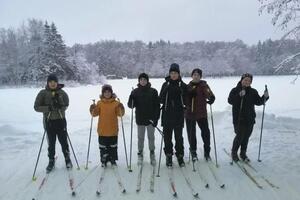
[{"xmin": 0, "ymin": 75, "xmax": 300, "ymax": 200}]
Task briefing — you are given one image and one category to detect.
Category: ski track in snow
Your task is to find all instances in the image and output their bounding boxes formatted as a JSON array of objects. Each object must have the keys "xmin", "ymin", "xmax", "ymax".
[{"xmin": 0, "ymin": 76, "xmax": 300, "ymax": 200}]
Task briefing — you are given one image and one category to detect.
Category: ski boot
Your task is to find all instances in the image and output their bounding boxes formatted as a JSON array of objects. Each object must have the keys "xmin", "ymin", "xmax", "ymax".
[
  {"xmin": 166, "ymin": 154, "xmax": 173, "ymax": 168},
  {"xmin": 65, "ymin": 156, "xmax": 73, "ymax": 169},
  {"xmin": 191, "ymin": 151, "xmax": 198, "ymax": 162},
  {"xmin": 240, "ymin": 152, "xmax": 250, "ymax": 162},
  {"xmin": 46, "ymin": 159, "xmax": 55, "ymax": 173},
  {"xmin": 204, "ymin": 152, "xmax": 211, "ymax": 161},
  {"xmin": 231, "ymin": 151, "xmax": 240, "ymax": 162},
  {"xmin": 177, "ymin": 155, "xmax": 185, "ymax": 167}
]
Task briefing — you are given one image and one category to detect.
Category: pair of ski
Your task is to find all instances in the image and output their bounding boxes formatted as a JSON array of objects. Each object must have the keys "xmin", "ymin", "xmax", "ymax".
[
  {"xmin": 167, "ymin": 165, "xmax": 199, "ymax": 198},
  {"xmin": 136, "ymin": 162, "xmax": 156, "ymax": 193},
  {"xmin": 195, "ymin": 160, "xmax": 225, "ymax": 189},
  {"xmin": 32, "ymin": 164, "xmax": 76, "ymax": 200},
  {"xmin": 96, "ymin": 165, "xmax": 126, "ymax": 196},
  {"xmin": 223, "ymin": 149, "xmax": 279, "ymax": 190}
]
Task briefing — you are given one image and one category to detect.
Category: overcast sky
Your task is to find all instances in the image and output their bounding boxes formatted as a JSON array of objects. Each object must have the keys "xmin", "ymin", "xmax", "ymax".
[{"xmin": 0, "ymin": 0, "xmax": 283, "ymax": 46}]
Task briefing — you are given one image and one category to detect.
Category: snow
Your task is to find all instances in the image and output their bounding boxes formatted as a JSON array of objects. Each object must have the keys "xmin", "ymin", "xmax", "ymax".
[{"xmin": 0, "ymin": 75, "xmax": 300, "ymax": 200}]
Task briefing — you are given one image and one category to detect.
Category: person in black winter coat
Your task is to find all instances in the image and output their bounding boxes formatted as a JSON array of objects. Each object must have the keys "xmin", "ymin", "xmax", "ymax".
[
  {"xmin": 159, "ymin": 63, "xmax": 187, "ymax": 167},
  {"xmin": 228, "ymin": 73, "xmax": 269, "ymax": 162},
  {"xmin": 128, "ymin": 73, "xmax": 160, "ymax": 165}
]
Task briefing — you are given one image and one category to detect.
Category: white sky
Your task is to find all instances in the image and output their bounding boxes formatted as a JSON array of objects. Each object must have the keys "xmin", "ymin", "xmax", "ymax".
[{"xmin": 0, "ymin": 0, "xmax": 283, "ymax": 46}]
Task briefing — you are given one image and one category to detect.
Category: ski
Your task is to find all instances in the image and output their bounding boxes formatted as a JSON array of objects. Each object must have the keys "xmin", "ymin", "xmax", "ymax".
[
  {"xmin": 206, "ymin": 161, "xmax": 225, "ymax": 189},
  {"xmin": 243, "ymin": 161, "xmax": 279, "ymax": 189},
  {"xmin": 96, "ymin": 166, "xmax": 107, "ymax": 196},
  {"xmin": 195, "ymin": 162, "xmax": 210, "ymax": 188},
  {"xmin": 223, "ymin": 149, "xmax": 263, "ymax": 189},
  {"xmin": 180, "ymin": 167, "xmax": 199, "ymax": 198},
  {"xmin": 167, "ymin": 167, "xmax": 177, "ymax": 197},
  {"xmin": 136, "ymin": 163, "xmax": 143, "ymax": 192},
  {"xmin": 67, "ymin": 168, "xmax": 76, "ymax": 196},
  {"xmin": 150, "ymin": 164, "xmax": 155, "ymax": 193},
  {"xmin": 32, "ymin": 156, "xmax": 58, "ymax": 200},
  {"xmin": 112, "ymin": 165, "xmax": 126, "ymax": 194}
]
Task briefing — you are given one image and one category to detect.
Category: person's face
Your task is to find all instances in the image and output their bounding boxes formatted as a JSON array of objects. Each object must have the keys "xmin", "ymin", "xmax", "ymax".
[
  {"xmin": 170, "ymin": 71, "xmax": 179, "ymax": 80},
  {"xmin": 48, "ymin": 81, "xmax": 58, "ymax": 90},
  {"xmin": 139, "ymin": 78, "xmax": 148, "ymax": 86},
  {"xmin": 241, "ymin": 77, "xmax": 252, "ymax": 87},
  {"xmin": 192, "ymin": 72, "xmax": 201, "ymax": 82},
  {"xmin": 103, "ymin": 90, "xmax": 112, "ymax": 98}
]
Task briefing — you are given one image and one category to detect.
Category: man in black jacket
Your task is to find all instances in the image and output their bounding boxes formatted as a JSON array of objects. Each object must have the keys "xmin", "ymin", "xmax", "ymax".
[
  {"xmin": 159, "ymin": 63, "xmax": 187, "ymax": 167},
  {"xmin": 228, "ymin": 73, "xmax": 269, "ymax": 162},
  {"xmin": 128, "ymin": 73, "xmax": 160, "ymax": 165}
]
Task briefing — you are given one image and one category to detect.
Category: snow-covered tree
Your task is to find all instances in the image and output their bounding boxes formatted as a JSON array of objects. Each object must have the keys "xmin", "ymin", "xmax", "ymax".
[{"xmin": 259, "ymin": 0, "xmax": 300, "ymax": 74}]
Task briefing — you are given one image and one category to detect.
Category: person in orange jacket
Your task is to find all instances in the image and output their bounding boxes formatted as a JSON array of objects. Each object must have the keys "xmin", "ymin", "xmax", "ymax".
[{"xmin": 89, "ymin": 84, "xmax": 125, "ymax": 166}]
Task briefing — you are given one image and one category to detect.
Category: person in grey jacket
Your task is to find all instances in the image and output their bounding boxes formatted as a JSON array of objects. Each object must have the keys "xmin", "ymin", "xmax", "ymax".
[{"xmin": 34, "ymin": 74, "xmax": 72, "ymax": 172}]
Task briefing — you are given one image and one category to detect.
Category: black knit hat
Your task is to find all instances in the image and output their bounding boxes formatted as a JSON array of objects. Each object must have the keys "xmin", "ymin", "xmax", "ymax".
[
  {"xmin": 47, "ymin": 74, "xmax": 58, "ymax": 83},
  {"xmin": 241, "ymin": 73, "xmax": 253, "ymax": 82},
  {"xmin": 102, "ymin": 84, "xmax": 113, "ymax": 94},
  {"xmin": 138, "ymin": 73, "xmax": 149, "ymax": 82},
  {"xmin": 169, "ymin": 63, "xmax": 180, "ymax": 74},
  {"xmin": 191, "ymin": 68, "xmax": 202, "ymax": 77}
]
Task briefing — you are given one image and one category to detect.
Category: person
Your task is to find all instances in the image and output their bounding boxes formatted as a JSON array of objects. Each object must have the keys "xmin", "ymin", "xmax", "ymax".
[
  {"xmin": 228, "ymin": 73, "xmax": 269, "ymax": 162},
  {"xmin": 185, "ymin": 68, "xmax": 215, "ymax": 162},
  {"xmin": 34, "ymin": 74, "xmax": 72, "ymax": 172},
  {"xmin": 128, "ymin": 73, "xmax": 160, "ymax": 166},
  {"xmin": 159, "ymin": 63, "xmax": 187, "ymax": 167},
  {"xmin": 90, "ymin": 84, "xmax": 125, "ymax": 166}
]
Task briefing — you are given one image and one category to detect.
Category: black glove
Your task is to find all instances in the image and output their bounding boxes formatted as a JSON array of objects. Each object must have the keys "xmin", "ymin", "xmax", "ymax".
[{"xmin": 207, "ymin": 95, "xmax": 215, "ymax": 105}]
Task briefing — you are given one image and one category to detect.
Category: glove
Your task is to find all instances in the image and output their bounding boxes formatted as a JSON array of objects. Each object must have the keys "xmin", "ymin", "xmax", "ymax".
[
  {"xmin": 207, "ymin": 95, "xmax": 215, "ymax": 105},
  {"xmin": 89, "ymin": 104, "xmax": 96, "ymax": 113},
  {"xmin": 263, "ymin": 90, "xmax": 269, "ymax": 99},
  {"xmin": 239, "ymin": 89, "xmax": 246, "ymax": 97}
]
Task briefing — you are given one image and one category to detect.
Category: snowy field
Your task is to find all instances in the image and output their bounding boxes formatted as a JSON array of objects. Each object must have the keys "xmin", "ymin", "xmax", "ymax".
[{"xmin": 0, "ymin": 75, "xmax": 300, "ymax": 200}]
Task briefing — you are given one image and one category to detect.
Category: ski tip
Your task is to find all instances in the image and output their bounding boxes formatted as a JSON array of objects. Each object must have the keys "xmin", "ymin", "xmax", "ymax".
[{"xmin": 72, "ymin": 191, "xmax": 76, "ymax": 196}]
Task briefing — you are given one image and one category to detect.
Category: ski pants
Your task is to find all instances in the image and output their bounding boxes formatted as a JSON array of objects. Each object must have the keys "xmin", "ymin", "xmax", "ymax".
[
  {"xmin": 186, "ymin": 118, "xmax": 211, "ymax": 156},
  {"xmin": 46, "ymin": 118, "xmax": 70, "ymax": 160},
  {"xmin": 98, "ymin": 136, "xmax": 118, "ymax": 164},
  {"xmin": 137, "ymin": 125, "xmax": 155, "ymax": 153},
  {"xmin": 163, "ymin": 125, "xmax": 184, "ymax": 157},
  {"xmin": 232, "ymin": 123, "xmax": 254, "ymax": 154}
]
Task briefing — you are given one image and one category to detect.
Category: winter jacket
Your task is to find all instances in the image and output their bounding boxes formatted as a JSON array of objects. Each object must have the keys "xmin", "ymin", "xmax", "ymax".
[
  {"xmin": 127, "ymin": 83, "xmax": 160, "ymax": 126},
  {"xmin": 34, "ymin": 84, "xmax": 69, "ymax": 124},
  {"xmin": 185, "ymin": 80, "xmax": 215, "ymax": 120},
  {"xmin": 91, "ymin": 96, "xmax": 125, "ymax": 137},
  {"xmin": 159, "ymin": 76, "xmax": 187, "ymax": 128},
  {"xmin": 228, "ymin": 82, "xmax": 268, "ymax": 125}
]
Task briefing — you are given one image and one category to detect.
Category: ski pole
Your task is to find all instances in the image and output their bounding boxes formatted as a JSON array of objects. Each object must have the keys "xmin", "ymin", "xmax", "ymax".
[
  {"xmin": 117, "ymin": 98, "xmax": 129, "ymax": 169},
  {"xmin": 67, "ymin": 134, "xmax": 80, "ymax": 170},
  {"xmin": 129, "ymin": 88, "xmax": 134, "ymax": 172},
  {"xmin": 149, "ymin": 121, "xmax": 164, "ymax": 177},
  {"xmin": 85, "ymin": 99, "xmax": 95, "ymax": 170},
  {"xmin": 258, "ymin": 85, "xmax": 268, "ymax": 162},
  {"xmin": 32, "ymin": 112, "xmax": 51, "ymax": 181},
  {"xmin": 210, "ymin": 104, "xmax": 218, "ymax": 167}
]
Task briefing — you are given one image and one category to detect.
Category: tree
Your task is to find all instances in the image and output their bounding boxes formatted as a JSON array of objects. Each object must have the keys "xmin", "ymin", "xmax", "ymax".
[{"xmin": 259, "ymin": 0, "xmax": 300, "ymax": 75}]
